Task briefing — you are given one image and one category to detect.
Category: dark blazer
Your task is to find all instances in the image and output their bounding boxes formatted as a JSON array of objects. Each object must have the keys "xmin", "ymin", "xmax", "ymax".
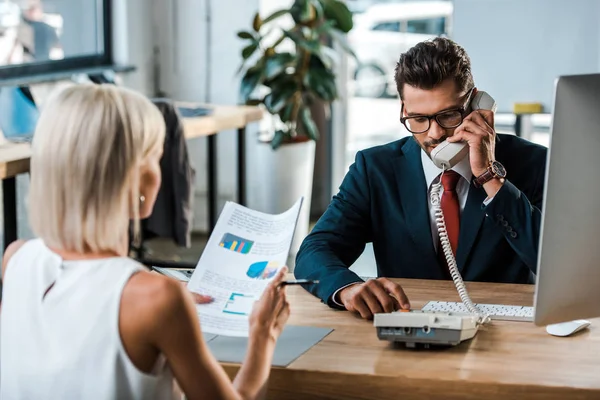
[
  {"xmin": 142, "ymin": 99, "xmax": 195, "ymax": 248},
  {"xmin": 295, "ymin": 134, "xmax": 547, "ymax": 308}
]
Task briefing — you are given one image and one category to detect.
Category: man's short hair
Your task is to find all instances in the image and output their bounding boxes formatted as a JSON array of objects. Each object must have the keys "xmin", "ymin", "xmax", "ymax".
[{"xmin": 394, "ymin": 37, "xmax": 474, "ymax": 99}]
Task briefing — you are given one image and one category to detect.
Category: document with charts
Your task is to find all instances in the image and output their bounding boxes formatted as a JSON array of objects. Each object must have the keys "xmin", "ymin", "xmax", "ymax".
[{"xmin": 188, "ymin": 197, "xmax": 303, "ymax": 337}]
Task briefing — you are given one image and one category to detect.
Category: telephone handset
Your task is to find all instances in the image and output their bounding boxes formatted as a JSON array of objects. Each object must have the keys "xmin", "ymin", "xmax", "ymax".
[
  {"xmin": 429, "ymin": 91, "xmax": 497, "ymax": 325},
  {"xmin": 430, "ymin": 91, "xmax": 498, "ymax": 170}
]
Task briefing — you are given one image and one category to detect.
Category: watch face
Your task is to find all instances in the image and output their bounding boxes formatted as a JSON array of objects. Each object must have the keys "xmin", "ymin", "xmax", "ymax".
[{"xmin": 491, "ymin": 161, "xmax": 506, "ymax": 178}]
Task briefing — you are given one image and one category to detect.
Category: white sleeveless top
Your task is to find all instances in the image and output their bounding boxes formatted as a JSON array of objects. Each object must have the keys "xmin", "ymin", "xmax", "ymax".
[{"xmin": 0, "ymin": 239, "xmax": 176, "ymax": 400}]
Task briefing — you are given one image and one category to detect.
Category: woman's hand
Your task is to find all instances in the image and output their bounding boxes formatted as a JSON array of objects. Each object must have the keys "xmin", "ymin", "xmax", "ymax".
[
  {"xmin": 179, "ymin": 281, "xmax": 214, "ymax": 304},
  {"xmin": 249, "ymin": 267, "xmax": 291, "ymax": 343}
]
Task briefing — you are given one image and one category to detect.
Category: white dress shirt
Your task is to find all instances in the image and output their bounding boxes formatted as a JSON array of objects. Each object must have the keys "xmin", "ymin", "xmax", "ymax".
[
  {"xmin": 331, "ymin": 150, "xmax": 496, "ymax": 307},
  {"xmin": 421, "ymin": 149, "xmax": 472, "ymax": 252}
]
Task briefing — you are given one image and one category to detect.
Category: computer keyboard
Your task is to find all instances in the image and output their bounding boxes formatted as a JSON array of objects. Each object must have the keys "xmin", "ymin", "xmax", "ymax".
[{"xmin": 421, "ymin": 301, "xmax": 534, "ymax": 322}]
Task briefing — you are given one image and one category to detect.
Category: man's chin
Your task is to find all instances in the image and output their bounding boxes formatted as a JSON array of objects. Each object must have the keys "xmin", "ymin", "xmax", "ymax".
[{"xmin": 422, "ymin": 145, "xmax": 435, "ymax": 158}]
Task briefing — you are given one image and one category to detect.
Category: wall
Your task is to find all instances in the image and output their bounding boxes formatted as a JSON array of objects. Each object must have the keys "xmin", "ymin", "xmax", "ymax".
[
  {"xmin": 453, "ymin": 0, "xmax": 600, "ymax": 112},
  {"xmin": 111, "ymin": 0, "xmax": 156, "ymax": 96},
  {"xmin": 151, "ymin": 0, "xmax": 264, "ymax": 232}
]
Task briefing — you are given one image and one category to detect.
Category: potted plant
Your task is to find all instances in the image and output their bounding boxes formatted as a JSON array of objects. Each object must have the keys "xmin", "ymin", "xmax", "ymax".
[{"xmin": 236, "ymin": 0, "xmax": 354, "ymax": 268}]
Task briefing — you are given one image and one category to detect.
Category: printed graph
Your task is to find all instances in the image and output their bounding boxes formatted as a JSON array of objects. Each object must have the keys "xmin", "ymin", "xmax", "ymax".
[
  {"xmin": 246, "ymin": 261, "xmax": 280, "ymax": 280},
  {"xmin": 223, "ymin": 293, "xmax": 255, "ymax": 316},
  {"xmin": 219, "ymin": 233, "xmax": 254, "ymax": 254}
]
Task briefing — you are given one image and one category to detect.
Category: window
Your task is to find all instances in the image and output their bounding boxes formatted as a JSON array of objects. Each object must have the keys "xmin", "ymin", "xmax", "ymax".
[
  {"xmin": 406, "ymin": 17, "xmax": 446, "ymax": 36},
  {"xmin": 0, "ymin": 0, "xmax": 112, "ymax": 81},
  {"xmin": 371, "ymin": 21, "xmax": 400, "ymax": 32}
]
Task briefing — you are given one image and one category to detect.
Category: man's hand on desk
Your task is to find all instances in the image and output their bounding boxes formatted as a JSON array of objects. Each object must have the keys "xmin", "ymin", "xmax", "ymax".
[{"xmin": 338, "ymin": 278, "xmax": 411, "ymax": 320}]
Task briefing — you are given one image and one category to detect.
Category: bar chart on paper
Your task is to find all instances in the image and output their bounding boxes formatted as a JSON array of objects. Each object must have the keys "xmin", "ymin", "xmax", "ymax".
[{"xmin": 219, "ymin": 233, "xmax": 254, "ymax": 254}]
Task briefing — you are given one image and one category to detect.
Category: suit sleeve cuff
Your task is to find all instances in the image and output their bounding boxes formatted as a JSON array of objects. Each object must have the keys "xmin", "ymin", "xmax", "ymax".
[
  {"xmin": 330, "ymin": 282, "xmax": 362, "ymax": 307},
  {"xmin": 320, "ymin": 270, "xmax": 365, "ymax": 310},
  {"xmin": 483, "ymin": 196, "xmax": 495, "ymax": 206},
  {"xmin": 482, "ymin": 179, "xmax": 521, "ymax": 213}
]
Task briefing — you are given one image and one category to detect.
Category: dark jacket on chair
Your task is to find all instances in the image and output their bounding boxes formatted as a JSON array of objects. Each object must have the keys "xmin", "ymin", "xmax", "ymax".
[{"xmin": 141, "ymin": 98, "xmax": 195, "ymax": 248}]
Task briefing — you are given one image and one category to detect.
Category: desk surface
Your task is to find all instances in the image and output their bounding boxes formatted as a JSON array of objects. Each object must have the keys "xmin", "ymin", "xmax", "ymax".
[
  {"xmin": 0, "ymin": 104, "xmax": 263, "ymax": 179},
  {"xmin": 181, "ymin": 103, "xmax": 263, "ymax": 139},
  {"xmin": 222, "ymin": 279, "xmax": 600, "ymax": 400}
]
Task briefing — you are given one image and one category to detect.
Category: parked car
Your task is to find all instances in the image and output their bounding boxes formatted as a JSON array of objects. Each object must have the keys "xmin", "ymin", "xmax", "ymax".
[{"xmin": 348, "ymin": 1, "xmax": 453, "ymax": 98}]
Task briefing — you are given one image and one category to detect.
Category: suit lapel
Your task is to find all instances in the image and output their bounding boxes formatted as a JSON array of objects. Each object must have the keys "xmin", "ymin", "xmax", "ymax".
[
  {"xmin": 393, "ymin": 139, "xmax": 438, "ymax": 266},
  {"xmin": 455, "ymin": 181, "xmax": 487, "ymax": 272}
]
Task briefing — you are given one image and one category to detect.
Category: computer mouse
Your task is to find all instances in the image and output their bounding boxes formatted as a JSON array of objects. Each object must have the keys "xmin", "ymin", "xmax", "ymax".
[{"xmin": 546, "ymin": 320, "xmax": 591, "ymax": 337}]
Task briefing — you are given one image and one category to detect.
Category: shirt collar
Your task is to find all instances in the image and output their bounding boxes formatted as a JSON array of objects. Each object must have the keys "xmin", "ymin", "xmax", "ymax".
[{"xmin": 420, "ymin": 148, "xmax": 473, "ymax": 189}]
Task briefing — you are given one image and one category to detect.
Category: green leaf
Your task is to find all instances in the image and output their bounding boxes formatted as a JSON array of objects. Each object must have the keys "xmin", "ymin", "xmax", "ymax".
[
  {"xmin": 317, "ymin": 45, "xmax": 337, "ymax": 69},
  {"xmin": 283, "ymin": 30, "xmax": 321, "ymax": 54},
  {"xmin": 305, "ymin": 55, "xmax": 338, "ymax": 101},
  {"xmin": 315, "ymin": 20, "xmax": 337, "ymax": 35},
  {"xmin": 290, "ymin": 0, "xmax": 314, "ymax": 23},
  {"xmin": 322, "ymin": 0, "xmax": 353, "ymax": 33},
  {"xmin": 240, "ymin": 67, "xmax": 263, "ymax": 101},
  {"xmin": 279, "ymin": 102, "xmax": 295, "ymax": 122},
  {"xmin": 265, "ymin": 80, "xmax": 298, "ymax": 113},
  {"xmin": 271, "ymin": 129, "xmax": 287, "ymax": 150},
  {"xmin": 289, "ymin": 1, "xmax": 302, "ymax": 23},
  {"xmin": 242, "ymin": 43, "xmax": 259, "ymax": 60},
  {"xmin": 301, "ymin": 106, "xmax": 319, "ymax": 141},
  {"xmin": 264, "ymin": 90, "xmax": 294, "ymax": 114},
  {"xmin": 252, "ymin": 12, "xmax": 262, "ymax": 31},
  {"xmin": 237, "ymin": 31, "xmax": 254, "ymax": 40},
  {"xmin": 264, "ymin": 52, "xmax": 296, "ymax": 80},
  {"xmin": 263, "ymin": 9, "xmax": 289, "ymax": 24}
]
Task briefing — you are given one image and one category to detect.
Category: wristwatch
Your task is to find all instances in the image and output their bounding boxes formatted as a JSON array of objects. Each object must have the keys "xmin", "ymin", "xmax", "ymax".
[{"xmin": 473, "ymin": 161, "xmax": 506, "ymax": 188}]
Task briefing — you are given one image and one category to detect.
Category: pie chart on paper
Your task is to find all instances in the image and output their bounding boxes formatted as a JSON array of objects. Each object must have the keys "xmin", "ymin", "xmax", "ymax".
[{"xmin": 246, "ymin": 261, "xmax": 280, "ymax": 279}]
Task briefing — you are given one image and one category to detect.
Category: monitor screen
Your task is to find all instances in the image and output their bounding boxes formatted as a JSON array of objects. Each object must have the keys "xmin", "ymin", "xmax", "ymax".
[{"xmin": 0, "ymin": 0, "xmax": 111, "ymax": 81}]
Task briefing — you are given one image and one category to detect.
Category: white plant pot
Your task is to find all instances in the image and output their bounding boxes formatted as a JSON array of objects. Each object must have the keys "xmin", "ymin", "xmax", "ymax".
[{"xmin": 247, "ymin": 139, "xmax": 316, "ymax": 271}]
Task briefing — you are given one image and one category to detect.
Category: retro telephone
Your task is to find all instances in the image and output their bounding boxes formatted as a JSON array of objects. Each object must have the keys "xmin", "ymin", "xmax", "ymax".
[
  {"xmin": 374, "ymin": 91, "xmax": 498, "ymax": 347},
  {"xmin": 431, "ymin": 90, "xmax": 497, "ymax": 319},
  {"xmin": 430, "ymin": 91, "xmax": 498, "ymax": 169}
]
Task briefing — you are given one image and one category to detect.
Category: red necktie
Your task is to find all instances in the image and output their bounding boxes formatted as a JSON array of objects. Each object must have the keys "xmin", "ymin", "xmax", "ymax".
[{"xmin": 438, "ymin": 170, "xmax": 461, "ymax": 271}]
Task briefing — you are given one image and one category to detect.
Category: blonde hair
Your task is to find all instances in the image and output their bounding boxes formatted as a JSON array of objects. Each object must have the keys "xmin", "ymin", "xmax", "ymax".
[{"xmin": 28, "ymin": 84, "xmax": 166, "ymax": 254}]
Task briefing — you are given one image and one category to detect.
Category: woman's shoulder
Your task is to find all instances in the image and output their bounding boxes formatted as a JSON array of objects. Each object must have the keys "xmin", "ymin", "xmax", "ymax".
[{"xmin": 121, "ymin": 270, "xmax": 191, "ymax": 329}]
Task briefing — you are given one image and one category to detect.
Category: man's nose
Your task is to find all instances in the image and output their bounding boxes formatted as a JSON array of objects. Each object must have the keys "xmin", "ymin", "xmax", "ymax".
[{"xmin": 428, "ymin": 119, "xmax": 446, "ymax": 140}]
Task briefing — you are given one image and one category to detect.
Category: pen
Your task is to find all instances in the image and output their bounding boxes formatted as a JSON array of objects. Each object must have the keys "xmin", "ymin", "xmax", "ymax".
[{"xmin": 280, "ymin": 279, "xmax": 319, "ymax": 286}]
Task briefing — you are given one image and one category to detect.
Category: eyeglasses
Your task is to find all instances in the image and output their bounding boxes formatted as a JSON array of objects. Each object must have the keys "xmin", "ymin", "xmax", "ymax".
[{"xmin": 400, "ymin": 88, "xmax": 475, "ymax": 134}]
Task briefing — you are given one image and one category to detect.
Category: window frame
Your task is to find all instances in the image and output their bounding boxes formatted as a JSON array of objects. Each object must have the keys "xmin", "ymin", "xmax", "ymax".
[{"xmin": 405, "ymin": 17, "xmax": 447, "ymax": 36}]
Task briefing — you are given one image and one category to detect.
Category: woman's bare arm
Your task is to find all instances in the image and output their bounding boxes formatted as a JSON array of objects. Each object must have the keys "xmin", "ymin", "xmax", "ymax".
[{"xmin": 120, "ymin": 269, "xmax": 289, "ymax": 400}]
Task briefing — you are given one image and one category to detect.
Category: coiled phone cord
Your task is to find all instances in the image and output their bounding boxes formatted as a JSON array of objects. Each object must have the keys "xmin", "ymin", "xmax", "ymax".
[{"xmin": 430, "ymin": 170, "xmax": 491, "ymax": 325}]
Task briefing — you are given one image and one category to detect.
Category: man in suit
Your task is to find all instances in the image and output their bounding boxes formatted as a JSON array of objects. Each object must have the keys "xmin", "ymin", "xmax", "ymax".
[{"xmin": 295, "ymin": 37, "xmax": 547, "ymax": 319}]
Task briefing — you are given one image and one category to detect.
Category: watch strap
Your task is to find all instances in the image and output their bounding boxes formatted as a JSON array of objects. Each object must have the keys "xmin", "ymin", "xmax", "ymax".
[{"xmin": 474, "ymin": 166, "xmax": 496, "ymax": 188}]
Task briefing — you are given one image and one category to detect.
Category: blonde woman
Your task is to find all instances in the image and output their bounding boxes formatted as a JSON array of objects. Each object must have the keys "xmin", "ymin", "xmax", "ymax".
[{"xmin": 0, "ymin": 84, "xmax": 290, "ymax": 400}]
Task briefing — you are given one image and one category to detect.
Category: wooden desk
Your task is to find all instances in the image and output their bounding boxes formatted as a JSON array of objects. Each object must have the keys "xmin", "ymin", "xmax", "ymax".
[
  {"xmin": 221, "ymin": 279, "xmax": 600, "ymax": 400},
  {"xmin": 0, "ymin": 104, "xmax": 263, "ymax": 250}
]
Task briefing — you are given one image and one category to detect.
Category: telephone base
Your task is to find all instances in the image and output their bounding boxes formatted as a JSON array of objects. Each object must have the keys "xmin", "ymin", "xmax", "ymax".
[{"xmin": 374, "ymin": 310, "xmax": 479, "ymax": 348}]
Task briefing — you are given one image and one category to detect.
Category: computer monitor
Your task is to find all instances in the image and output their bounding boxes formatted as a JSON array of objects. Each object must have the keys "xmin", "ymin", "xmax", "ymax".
[{"xmin": 533, "ymin": 73, "xmax": 600, "ymax": 326}]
